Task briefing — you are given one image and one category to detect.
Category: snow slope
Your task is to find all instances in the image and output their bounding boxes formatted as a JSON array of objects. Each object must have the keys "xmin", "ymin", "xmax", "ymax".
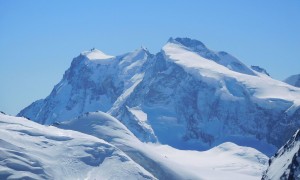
[
  {"xmin": 284, "ymin": 74, "xmax": 300, "ymax": 87},
  {"xmin": 82, "ymin": 48, "xmax": 114, "ymax": 60},
  {"xmin": 18, "ymin": 37, "xmax": 300, "ymax": 155},
  {"xmin": 0, "ymin": 112, "xmax": 155, "ymax": 180},
  {"xmin": 262, "ymin": 129, "xmax": 300, "ymax": 180},
  {"xmin": 169, "ymin": 37, "xmax": 256, "ymax": 76},
  {"xmin": 58, "ymin": 111, "xmax": 268, "ymax": 180},
  {"xmin": 162, "ymin": 39, "xmax": 300, "ymax": 105}
]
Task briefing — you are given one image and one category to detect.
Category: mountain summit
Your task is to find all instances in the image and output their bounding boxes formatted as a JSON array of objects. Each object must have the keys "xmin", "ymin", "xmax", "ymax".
[
  {"xmin": 284, "ymin": 74, "xmax": 300, "ymax": 87},
  {"xmin": 81, "ymin": 48, "xmax": 114, "ymax": 60},
  {"xmin": 18, "ymin": 37, "xmax": 300, "ymax": 155},
  {"xmin": 167, "ymin": 37, "xmax": 256, "ymax": 75}
]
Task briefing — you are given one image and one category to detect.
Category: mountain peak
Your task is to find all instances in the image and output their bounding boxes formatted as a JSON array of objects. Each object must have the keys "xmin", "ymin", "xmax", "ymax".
[
  {"xmin": 167, "ymin": 37, "xmax": 207, "ymax": 51},
  {"xmin": 164, "ymin": 37, "xmax": 257, "ymax": 76},
  {"xmin": 134, "ymin": 46, "xmax": 151, "ymax": 56},
  {"xmin": 251, "ymin": 65, "xmax": 270, "ymax": 76},
  {"xmin": 284, "ymin": 74, "xmax": 300, "ymax": 87},
  {"xmin": 140, "ymin": 45, "xmax": 149, "ymax": 52},
  {"xmin": 81, "ymin": 48, "xmax": 114, "ymax": 60},
  {"xmin": 167, "ymin": 37, "xmax": 175, "ymax": 43}
]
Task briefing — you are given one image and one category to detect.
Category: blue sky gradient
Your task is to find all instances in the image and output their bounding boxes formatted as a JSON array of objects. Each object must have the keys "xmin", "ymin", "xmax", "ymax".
[{"xmin": 1, "ymin": 0, "xmax": 300, "ymax": 115}]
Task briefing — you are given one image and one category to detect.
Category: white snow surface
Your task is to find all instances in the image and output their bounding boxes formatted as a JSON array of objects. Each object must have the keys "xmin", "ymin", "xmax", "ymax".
[
  {"xmin": 168, "ymin": 38, "xmax": 256, "ymax": 76},
  {"xmin": 82, "ymin": 48, "xmax": 114, "ymax": 60},
  {"xmin": 127, "ymin": 106, "xmax": 148, "ymax": 122},
  {"xmin": 81, "ymin": 48, "xmax": 115, "ymax": 65},
  {"xmin": 263, "ymin": 129, "xmax": 300, "ymax": 180},
  {"xmin": 59, "ymin": 111, "xmax": 268, "ymax": 180},
  {"xmin": 151, "ymin": 142, "xmax": 268, "ymax": 179},
  {"xmin": 0, "ymin": 113, "xmax": 155, "ymax": 180},
  {"xmin": 162, "ymin": 41, "xmax": 300, "ymax": 109}
]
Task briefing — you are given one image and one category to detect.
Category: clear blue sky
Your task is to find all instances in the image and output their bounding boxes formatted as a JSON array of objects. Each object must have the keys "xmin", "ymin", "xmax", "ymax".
[{"xmin": 1, "ymin": 0, "xmax": 300, "ymax": 115}]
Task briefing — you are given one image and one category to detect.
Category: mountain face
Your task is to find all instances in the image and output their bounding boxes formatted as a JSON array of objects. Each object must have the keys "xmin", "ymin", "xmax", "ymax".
[
  {"xmin": 19, "ymin": 47, "xmax": 157, "ymax": 142},
  {"xmin": 262, "ymin": 129, "xmax": 300, "ymax": 180},
  {"xmin": 284, "ymin": 74, "xmax": 300, "ymax": 87},
  {"xmin": 18, "ymin": 37, "xmax": 300, "ymax": 155},
  {"xmin": 0, "ymin": 112, "xmax": 155, "ymax": 180}
]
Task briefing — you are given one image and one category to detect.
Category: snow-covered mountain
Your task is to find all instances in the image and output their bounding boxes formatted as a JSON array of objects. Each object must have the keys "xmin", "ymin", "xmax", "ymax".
[
  {"xmin": 19, "ymin": 47, "xmax": 157, "ymax": 142},
  {"xmin": 18, "ymin": 37, "xmax": 300, "ymax": 155},
  {"xmin": 0, "ymin": 112, "xmax": 268, "ymax": 179},
  {"xmin": 57, "ymin": 111, "xmax": 269, "ymax": 179},
  {"xmin": 284, "ymin": 74, "xmax": 300, "ymax": 87},
  {"xmin": 262, "ymin": 129, "xmax": 300, "ymax": 180},
  {"xmin": 0, "ymin": 112, "xmax": 155, "ymax": 180}
]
